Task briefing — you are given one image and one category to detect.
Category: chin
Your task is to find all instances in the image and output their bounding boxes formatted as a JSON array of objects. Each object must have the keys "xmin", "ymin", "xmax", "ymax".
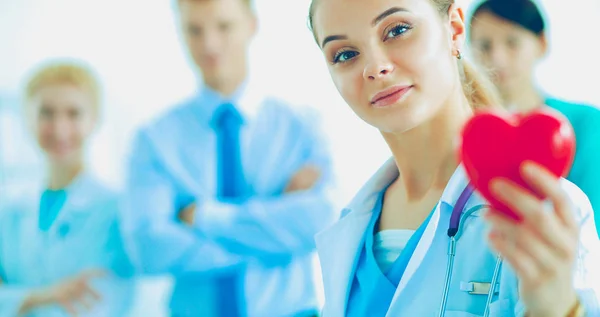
[
  {"xmin": 47, "ymin": 152, "xmax": 77, "ymax": 165},
  {"xmin": 361, "ymin": 113, "xmax": 417, "ymax": 134},
  {"xmin": 365, "ymin": 103, "xmax": 426, "ymax": 134}
]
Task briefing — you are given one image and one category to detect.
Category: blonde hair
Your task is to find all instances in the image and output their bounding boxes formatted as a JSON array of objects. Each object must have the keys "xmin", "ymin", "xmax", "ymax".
[
  {"xmin": 24, "ymin": 60, "xmax": 101, "ymax": 113},
  {"xmin": 308, "ymin": 0, "xmax": 502, "ymax": 110}
]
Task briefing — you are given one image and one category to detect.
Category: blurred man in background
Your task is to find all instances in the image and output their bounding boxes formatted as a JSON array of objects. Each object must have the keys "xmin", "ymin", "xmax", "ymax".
[{"xmin": 121, "ymin": 0, "xmax": 336, "ymax": 316}]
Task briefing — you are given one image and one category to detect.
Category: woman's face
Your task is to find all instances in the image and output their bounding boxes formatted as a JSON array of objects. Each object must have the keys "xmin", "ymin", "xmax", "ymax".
[
  {"xmin": 312, "ymin": 0, "xmax": 466, "ymax": 133},
  {"xmin": 470, "ymin": 11, "xmax": 546, "ymax": 95},
  {"xmin": 27, "ymin": 83, "xmax": 96, "ymax": 165}
]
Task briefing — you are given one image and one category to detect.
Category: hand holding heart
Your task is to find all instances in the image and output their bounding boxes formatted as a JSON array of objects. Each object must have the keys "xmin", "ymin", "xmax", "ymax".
[{"xmin": 460, "ymin": 109, "xmax": 580, "ymax": 317}]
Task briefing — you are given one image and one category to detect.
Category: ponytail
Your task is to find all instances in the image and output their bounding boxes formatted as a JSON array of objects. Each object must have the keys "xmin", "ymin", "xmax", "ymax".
[{"xmin": 460, "ymin": 59, "xmax": 503, "ymax": 110}]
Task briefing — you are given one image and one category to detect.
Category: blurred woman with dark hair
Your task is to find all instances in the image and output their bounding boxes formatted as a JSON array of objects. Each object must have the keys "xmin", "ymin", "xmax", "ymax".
[{"xmin": 469, "ymin": 0, "xmax": 600, "ymax": 235}]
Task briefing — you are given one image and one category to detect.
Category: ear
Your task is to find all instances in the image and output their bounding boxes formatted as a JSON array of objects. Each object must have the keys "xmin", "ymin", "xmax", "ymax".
[
  {"xmin": 537, "ymin": 32, "xmax": 549, "ymax": 58},
  {"xmin": 448, "ymin": 4, "xmax": 467, "ymax": 58},
  {"xmin": 248, "ymin": 11, "xmax": 259, "ymax": 38}
]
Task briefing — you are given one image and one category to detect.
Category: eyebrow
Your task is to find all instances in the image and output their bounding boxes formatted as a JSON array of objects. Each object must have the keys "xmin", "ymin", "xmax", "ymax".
[
  {"xmin": 320, "ymin": 7, "xmax": 408, "ymax": 48},
  {"xmin": 372, "ymin": 7, "xmax": 408, "ymax": 26}
]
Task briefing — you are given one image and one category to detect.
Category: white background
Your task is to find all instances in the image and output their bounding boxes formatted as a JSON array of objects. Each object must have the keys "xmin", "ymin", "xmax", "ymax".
[{"xmin": 1, "ymin": 0, "xmax": 599, "ymax": 315}]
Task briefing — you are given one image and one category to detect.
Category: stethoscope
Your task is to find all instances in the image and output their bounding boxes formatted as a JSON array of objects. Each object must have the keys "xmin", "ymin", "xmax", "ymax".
[{"xmin": 437, "ymin": 184, "xmax": 504, "ymax": 317}]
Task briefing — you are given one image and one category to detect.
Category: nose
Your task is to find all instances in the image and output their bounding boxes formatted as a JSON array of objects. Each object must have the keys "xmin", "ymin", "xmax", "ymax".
[
  {"xmin": 50, "ymin": 116, "xmax": 72, "ymax": 141},
  {"xmin": 200, "ymin": 30, "xmax": 221, "ymax": 55},
  {"xmin": 363, "ymin": 56, "xmax": 394, "ymax": 81},
  {"xmin": 488, "ymin": 46, "xmax": 509, "ymax": 69}
]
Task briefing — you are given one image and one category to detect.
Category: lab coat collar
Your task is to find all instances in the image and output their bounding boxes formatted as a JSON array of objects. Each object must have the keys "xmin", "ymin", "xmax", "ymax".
[
  {"xmin": 342, "ymin": 158, "xmax": 472, "ymax": 215},
  {"xmin": 315, "ymin": 158, "xmax": 399, "ymax": 315},
  {"xmin": 37, "ymin": 171, "xmax": 102, "ymax": 213},
  {"xmin": 62, "ymin": 172, "xmax": 102, "ymax": 211},
  {"xmin": 315, "ymin": 158, "xmax": 477, "ymax": 315}
]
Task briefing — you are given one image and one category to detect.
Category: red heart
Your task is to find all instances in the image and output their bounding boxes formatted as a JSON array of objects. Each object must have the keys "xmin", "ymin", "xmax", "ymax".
[{"xmin": 459, "ymin": 108, "xmax": 576, "ymax": 222}]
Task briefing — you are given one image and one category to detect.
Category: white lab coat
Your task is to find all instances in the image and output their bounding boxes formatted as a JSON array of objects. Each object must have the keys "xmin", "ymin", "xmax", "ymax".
[
  {"xmin": 0, "ymin": 173, "xmax": 135, "ymax": 317},
  {"xmin": 316, "ymin": 158, "xmax": 600, "ymax": 316}
]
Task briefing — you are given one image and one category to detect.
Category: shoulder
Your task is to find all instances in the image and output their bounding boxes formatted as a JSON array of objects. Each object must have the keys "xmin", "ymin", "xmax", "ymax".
[
  {"xmin": 74, "ymin": 175, "xmax": 122, "ymax": 213},
  {"xmin": 137, "ymin": 97, "xmax": 197, "ymax": 142},
  {"xmin": 0, "ymin": 189, "xmax": 36, "ymax": 222},
  {"xmin": 546, "ymin": 98, "xmax": 600, "ymax": 128},
  {"xmin": 340, "ymin": 158, "xmax": 398, "ymax": 220},
  {"xmin": 260, "ymin": 96, "xmax": 325, "ymax": 129},
  {"xmin": 560, "ymin": 178, "xmax": 596, "ymax": 226}
]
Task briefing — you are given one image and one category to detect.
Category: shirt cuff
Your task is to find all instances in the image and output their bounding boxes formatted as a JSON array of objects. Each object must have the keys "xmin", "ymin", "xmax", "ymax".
[
  {"xmin": 194, "ymin": 199, "xmax": 237, "ymax": 236},
  {"xmin": 1, "ymin": 287, "xmax": 32, "ymax": 316},
  {"xmin": 578, "ymin": 288, "xmax": 599, "ymax": 316}
]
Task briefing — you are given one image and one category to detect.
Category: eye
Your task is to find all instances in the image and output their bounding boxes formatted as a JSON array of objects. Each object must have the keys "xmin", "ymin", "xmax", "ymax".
[
  {"xmin": 218, "ymin": 22, "xmax": 231, "ymax": 32},
  {"xmin": 188, "ymin": 25, "xmax": 202, "ymax": 37},
  {"xmin": 332, "ymin": 49, "xmax": 359, "ymax": 64},
  {"xmin": 39, "ymin": 106, "xmax": 53, "ymax": 118},
  {"xmin": 384, "ymin": 23, "xmax": 412, "ymax": 40},
  {"xmin": 68, "ymin": 108, "xmax": 81, "ymax": 119},
  {"xmin": 478, "ymin": 40, "xmax": 492, "ymax": 53},
  {"xmin": 507, "ymin": 36, "xmax": 520, "ymax": 49}
]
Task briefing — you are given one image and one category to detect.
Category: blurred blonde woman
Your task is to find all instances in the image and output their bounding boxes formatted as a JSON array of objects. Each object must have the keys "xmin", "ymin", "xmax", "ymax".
[{"xmin": 0, "ymin": 60, "xmax": 134, "ymax": 317}]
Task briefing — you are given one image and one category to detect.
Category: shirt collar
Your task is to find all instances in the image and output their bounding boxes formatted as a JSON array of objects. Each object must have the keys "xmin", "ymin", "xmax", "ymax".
[{"xmin": 195, "ymin": 79, "xmax": 264, "ymax": 123}]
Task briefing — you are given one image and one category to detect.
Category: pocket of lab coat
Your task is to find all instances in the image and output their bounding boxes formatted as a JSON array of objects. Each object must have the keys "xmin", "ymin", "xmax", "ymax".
[{"xmin": 445, "ymin": 299, "xmax": 512, "ymax": 317}]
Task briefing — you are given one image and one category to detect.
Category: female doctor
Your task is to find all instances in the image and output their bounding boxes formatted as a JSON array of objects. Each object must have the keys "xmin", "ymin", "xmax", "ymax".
[
  {"xmin": 0, "ymin": 61, "xmax": 134, "ymax": 316},
  {"xmin": 308, "ymin": 0, "xmax": 600, "ymax": 316},
  {"xmin": 468, "ymin": 0, "xmax": 600, "ymax": 236}
]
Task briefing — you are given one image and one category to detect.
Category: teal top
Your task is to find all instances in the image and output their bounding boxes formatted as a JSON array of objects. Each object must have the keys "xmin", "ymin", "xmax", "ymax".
[
  {"xmin": 547, "ymin": 97, "xmax": 600, "ymax": 236},
  {"xmin": 38, "ymin": 189, "xmax": 67, "ymax": 231}
]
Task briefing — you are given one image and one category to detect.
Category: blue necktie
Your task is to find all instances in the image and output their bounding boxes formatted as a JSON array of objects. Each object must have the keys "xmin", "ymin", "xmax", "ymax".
[{"xmin": 212, "ymin": 102, "xmax": 245, "ymax": 317}]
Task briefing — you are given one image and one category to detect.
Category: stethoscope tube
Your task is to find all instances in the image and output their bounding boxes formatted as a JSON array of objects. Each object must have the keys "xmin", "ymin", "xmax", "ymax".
[
  {"xmin": 438, "ymin": 236, "xmax": 457, "ymax": 317},
  {"xmin": 437, "ymin": 183, "xmax": 503, "ymax": 317},
  {"xmin": 438, "ymin": 242, "xmax": 503, "ymax": 317},
  {"xmin": 483, "ymin": 256, "xmax": 503, "ymax": 317}
]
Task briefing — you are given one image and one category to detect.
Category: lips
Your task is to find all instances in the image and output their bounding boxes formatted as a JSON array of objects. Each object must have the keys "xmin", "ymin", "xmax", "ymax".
[{"xmin": 370, "ymin": 85, "xmax": 413, "ymax": 108}]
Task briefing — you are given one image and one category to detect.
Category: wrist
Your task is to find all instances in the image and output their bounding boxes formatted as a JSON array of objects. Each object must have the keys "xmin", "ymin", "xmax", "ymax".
[
  {"xmin": 19, "ymin": 289, "xmax": 49, "ymax": 315},
  {"xmin": 527, "ymin": 293, "xmax": 581, "ymax": 317}
]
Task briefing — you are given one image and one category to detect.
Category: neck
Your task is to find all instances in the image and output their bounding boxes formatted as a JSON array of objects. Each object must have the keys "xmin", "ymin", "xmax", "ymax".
[
  {"xmin": 47, "ymin": 160, "xmax": 84, "ymax": 190},
  {"xmin": 382, "ymin": 92, "xmax": 472, "ymax": 201},
  {"xmin": 203, "ymin": 67, "xmax": 248, "ymax": 97},
  {"xmin": 502, "ymin": 82, "xmax": 544, "ymax": 112}
]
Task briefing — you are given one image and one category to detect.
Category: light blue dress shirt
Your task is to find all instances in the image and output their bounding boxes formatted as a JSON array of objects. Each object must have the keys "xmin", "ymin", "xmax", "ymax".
[
  {"xmin": 0, "ymin": 173, "xmax": 135, "ymax": 317},
  {"xmin": 122, "ymin": 81, "xmax": 336, "ymax": 317}
]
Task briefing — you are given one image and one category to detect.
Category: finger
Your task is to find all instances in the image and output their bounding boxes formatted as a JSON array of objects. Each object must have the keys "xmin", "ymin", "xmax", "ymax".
[
  {"xmin": 488, "ymin": 228, "xmax": 541, "ymax": 285},
  {"xmin": 80, "ymin": 269, "xmax": 107, "ymax": 280},
  {"xmin": 489, "ymin": 178, "xmax": 542, "ymax": 222},
  {"xmin": 82, "ymin": 283, "xmax": 102, "ymax": 301},
  {"xmin": 489, "ymin": 179, "xmax": 569, "ymax": 250},
  {"xmin": 521, "ymin": 161, "xmax": 578, "ymax": 231},
  {"xmin": 79, "ymin": 289, "xmax": 100, "ymax": 311},
  {"xmin": 58, "ymin": 299, "xmax": 78, "ymax": 317},
  {"xmin": 299, "ymin": 165, "xmax": 321, "ymax": 173},
  {"xmin": 75, "ymin": 297, "xmax": 93, "ymax": 312},
  {"xmin": 485, "ymin": 206, "xmax": 575, "ymax": 263},
  {"xmin": 486, "ymin": 212, "xmax": 564, "ymax": 274}
]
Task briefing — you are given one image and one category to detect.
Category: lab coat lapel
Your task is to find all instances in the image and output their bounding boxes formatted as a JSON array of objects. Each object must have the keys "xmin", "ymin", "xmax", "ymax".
[
  {"xmin": 393, "ymin": 201, "xmax": 442, "ymax": 297},
  {"xmin": 315, "ymin": 210, "xmax": 372, "ymax": 315},
  {"xmin": 49, "ymin": 173, "xmax": 96, "ymax": 238},
  {"xmin": 316, "ymin": 158, "xmax": 399, "ymax": 315},
  {"xmin": 390, "ymin": 165, "xmax": 472, "ymax": 306}
]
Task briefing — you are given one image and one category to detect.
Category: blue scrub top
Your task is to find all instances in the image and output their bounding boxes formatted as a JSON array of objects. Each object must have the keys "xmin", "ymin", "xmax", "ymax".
[
  {"xmin": 546, "ymin": 97, "xmax": 600, "ymax": 236},
  {"xmin": 346, "ymin": 191, "xmax": 434, "ymax": 317},
  {"xmin": 38, "ymin": 189, "xmax": 67, "ymax": 231}
]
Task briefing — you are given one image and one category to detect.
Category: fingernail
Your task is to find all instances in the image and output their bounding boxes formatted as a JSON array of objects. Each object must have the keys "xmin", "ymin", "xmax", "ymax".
[
  {"xmin": 488, "ymin": 229, "xmax": 500, "ymax": 241},
  {"xmin": 489, "ymin": 179, "xmax": 504, "ymax": 194},
  {"xmin": 521, "ymin": 161, "xmax": 536, "ymax": 176}
]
